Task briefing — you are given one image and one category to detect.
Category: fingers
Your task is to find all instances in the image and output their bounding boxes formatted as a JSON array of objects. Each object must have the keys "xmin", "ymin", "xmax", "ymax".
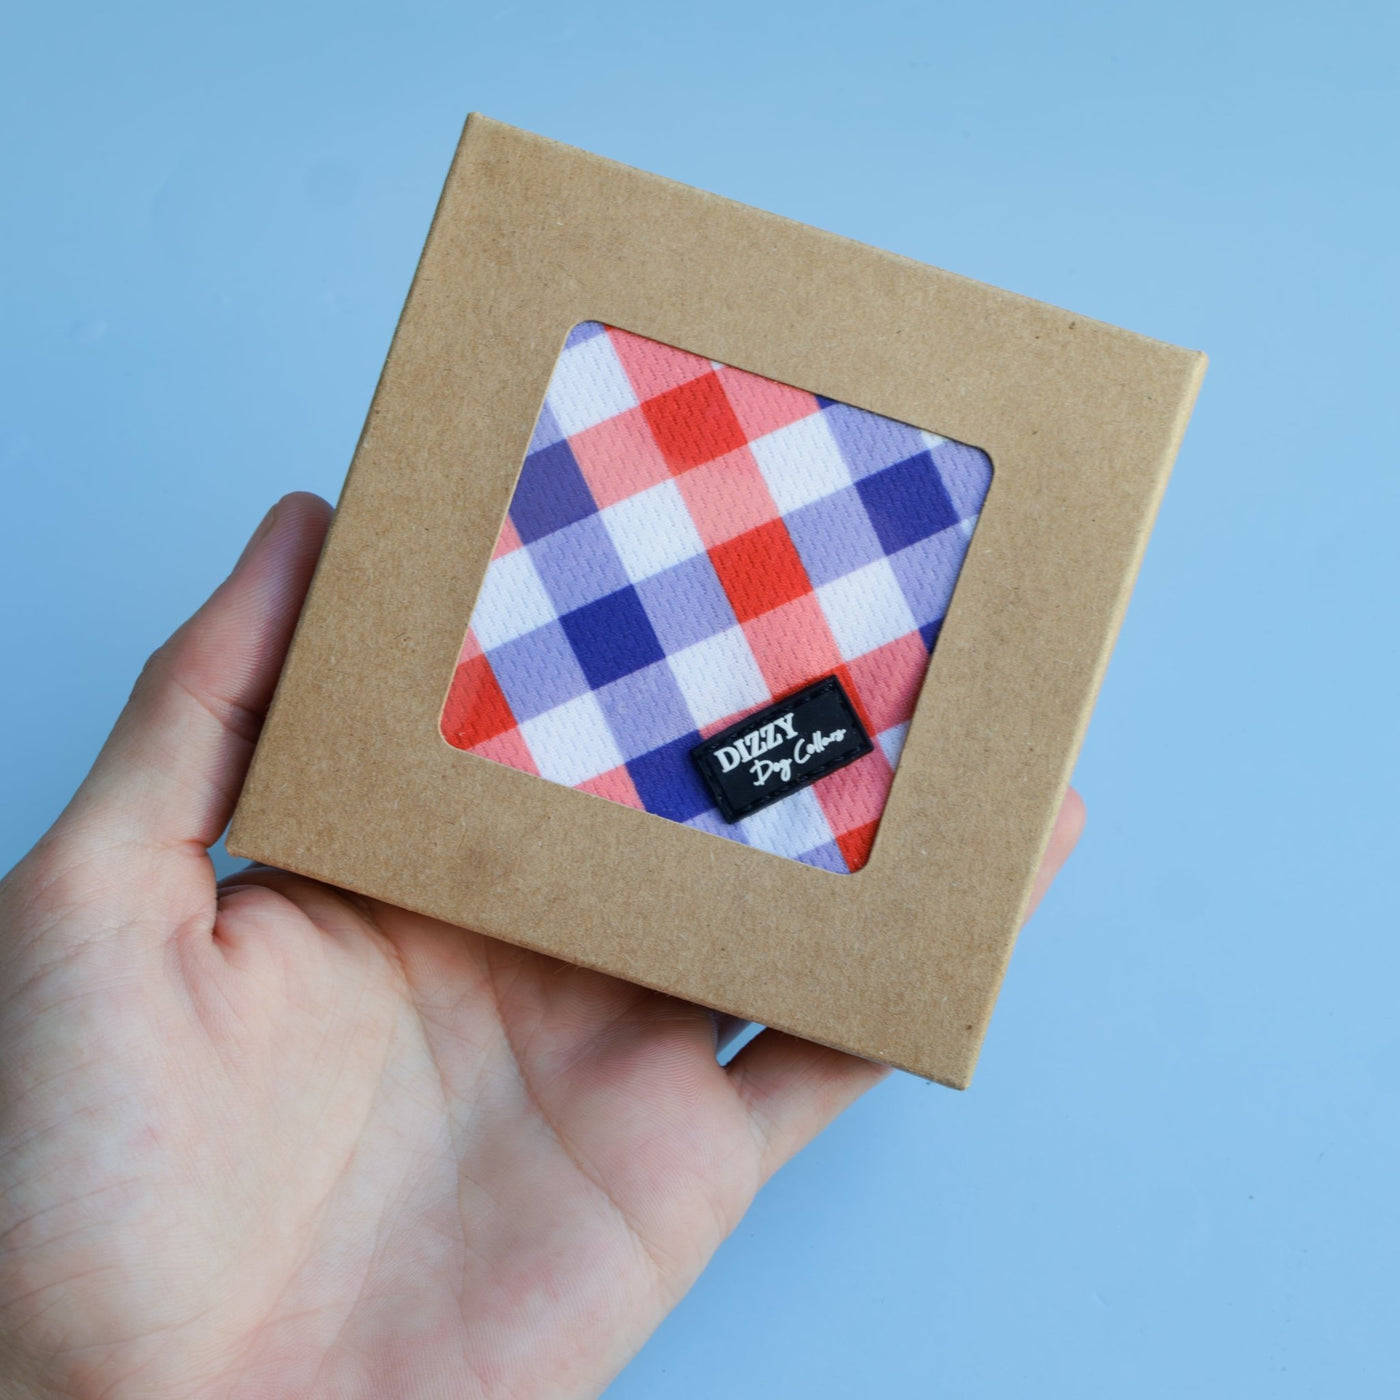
[
  {"xmin": 67, "ymin": 493, "xmax": 332, "ymax": 852},
  {"xmin": 726, "ymin": 1032, "xmax": 889, "ymax": 1182},
  {"xmin": 726, "ymin": 788, "xmax": 1085, "ymax": 1176}
]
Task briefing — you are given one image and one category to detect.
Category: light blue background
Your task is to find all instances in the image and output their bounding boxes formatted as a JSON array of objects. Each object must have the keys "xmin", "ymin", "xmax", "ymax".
[{"xmin": 2, "ymin": 2, "xmax": 1396, "ymax": 1394}]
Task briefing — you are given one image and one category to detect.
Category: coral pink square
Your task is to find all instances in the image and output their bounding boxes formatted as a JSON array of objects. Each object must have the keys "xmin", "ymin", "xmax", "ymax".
[
  {"xmin": 674, "ymin": 446, "xmax": 781, "ymax": 548},
  {"xmin": 836, "ymin": 820, "xmax": 880, "ymax": 872},
  {"xmin": 842, "ymin": 632, "xmax": 930, "ymax": 734},
  {"xmin": 641, "ymin": 371, "xmax": 749, "ymax": 473},
  {"xmin": 707, "ymin": 518, "xmax": 813, "ymax": 624},
  {"xmin": 812, "ymin": 748, "xmax": 894, "ymax": 841},
  {"xmin": 716, "ymin": 365, "xmax": 820, "ymax": 442},
  {"xmin": 442, "ymin": 654, "xmax": 516, "ymax": 750},
  {"xmin": 741, "ymin": 593, "xmax": 844, "ymax": 695},
  {"xmin": 456, "ymin": 627, "xmax": 485, "ymax": 665},
  {"xmin": 608, "ymin": 326, "xmax": 712, "ymax": 401},
  {"xmin": 491, "ymin": 515, "xmax": 523, "ymax": 559},
  {"xmin": 471, "ymin": 725, "xmax": 540, "ymax": 777},
  {"xmin": 568, "ymin": 405, "xmax": 674, "ymax": 508},
  {"xmin": 578, "ymin": 764, "xmax": 645, "ymax": 810}
]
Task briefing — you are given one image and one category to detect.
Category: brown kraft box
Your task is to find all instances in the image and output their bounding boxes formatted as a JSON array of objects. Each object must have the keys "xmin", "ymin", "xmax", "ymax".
[{"xmin": 227, "ymin": 115, "xmax": 1206, "ymax": 1088}]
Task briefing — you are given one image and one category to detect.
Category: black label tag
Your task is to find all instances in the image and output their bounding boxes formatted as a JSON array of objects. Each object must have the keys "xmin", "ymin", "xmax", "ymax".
[{"xmin": 690, "ymin": 675, "xmax": 874, "ymax": 823}]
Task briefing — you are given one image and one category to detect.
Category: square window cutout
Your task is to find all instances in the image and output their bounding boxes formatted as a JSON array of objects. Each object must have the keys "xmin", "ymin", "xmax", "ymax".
[{"xmin": 440, "ymin": 322, "xmax": 993, "ymax": 873}]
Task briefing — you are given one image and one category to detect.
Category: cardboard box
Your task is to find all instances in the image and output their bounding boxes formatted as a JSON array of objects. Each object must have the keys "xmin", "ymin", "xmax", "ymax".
[{"xmin": 227, "ymin": 115, "xmax": 1205, "ymax": 1087}]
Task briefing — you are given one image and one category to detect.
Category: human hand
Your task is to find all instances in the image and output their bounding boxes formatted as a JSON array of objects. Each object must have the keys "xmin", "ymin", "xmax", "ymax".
[{"xmin": 0, "ymin": 494, "xmax": 1084, "ymax": 1400}]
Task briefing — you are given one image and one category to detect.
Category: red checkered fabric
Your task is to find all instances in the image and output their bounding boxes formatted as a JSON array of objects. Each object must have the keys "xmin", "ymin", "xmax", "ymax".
[{"xmin": 441, "ymin": 322, "xmax": 992, "ymax": 873}]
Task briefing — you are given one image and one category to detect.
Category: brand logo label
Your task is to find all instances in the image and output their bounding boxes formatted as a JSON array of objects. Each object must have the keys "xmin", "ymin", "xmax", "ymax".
[{"xmin": 690, "ymin": 675, "xmax": 874, "ymax": 823}]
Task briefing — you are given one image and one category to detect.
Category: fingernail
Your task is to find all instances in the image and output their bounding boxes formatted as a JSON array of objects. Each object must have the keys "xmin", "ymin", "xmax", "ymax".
[{"xmin": 234, "ymin": 500, "xmax": 282, "ymax": 573}]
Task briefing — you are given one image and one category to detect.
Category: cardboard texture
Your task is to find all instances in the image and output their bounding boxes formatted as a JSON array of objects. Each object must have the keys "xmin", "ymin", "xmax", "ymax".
[{"xmin": 227, "ymin": 115, "xmax": 1205, "ymax": 1087}]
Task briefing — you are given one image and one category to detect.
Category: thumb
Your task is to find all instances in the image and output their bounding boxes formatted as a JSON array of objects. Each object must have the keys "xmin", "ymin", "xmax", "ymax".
[{"xmin": 65, "ymin": 493, "xmax": 331, "ymax": 854}]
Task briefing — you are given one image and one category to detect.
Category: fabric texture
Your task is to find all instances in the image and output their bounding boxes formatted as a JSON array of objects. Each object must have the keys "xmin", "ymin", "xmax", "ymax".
[{"xmin": 441, "ymin": 322, "xmax": 992, "ymax": 873}]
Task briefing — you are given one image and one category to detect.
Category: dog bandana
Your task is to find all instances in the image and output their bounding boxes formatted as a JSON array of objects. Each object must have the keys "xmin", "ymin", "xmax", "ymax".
[{"xmin": 441, "ymin": 322, "xmax": 991, "ymax": 873}]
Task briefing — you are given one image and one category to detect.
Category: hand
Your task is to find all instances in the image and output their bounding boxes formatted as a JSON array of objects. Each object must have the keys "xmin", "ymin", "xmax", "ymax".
[{"xmin": 0, "ymin": 494, "xmax": 1084, "ymax": 1400}]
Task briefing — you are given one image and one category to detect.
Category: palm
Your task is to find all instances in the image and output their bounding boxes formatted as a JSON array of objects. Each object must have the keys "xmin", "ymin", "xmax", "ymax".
[
  {"xmin": 0, "ymin": 496, "xmax": 1081, "ymax": 1400},
  {"xmin": 2, "ymin": 846, "xmax": 825, "ymax": 1399},
  {"xmin": 209, "ymin": 875, "xmax": 784, "ymax": 1395}
]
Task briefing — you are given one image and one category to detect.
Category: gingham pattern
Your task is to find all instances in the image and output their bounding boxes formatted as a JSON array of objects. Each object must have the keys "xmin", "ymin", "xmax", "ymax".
[{"xmin": 441, "ymin": 322, "xmax": 992, "ymax": 873}]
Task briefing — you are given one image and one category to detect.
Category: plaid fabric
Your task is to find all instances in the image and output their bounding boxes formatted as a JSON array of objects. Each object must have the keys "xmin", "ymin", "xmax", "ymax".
[{"xmin": 441, "ymin": 322, "xmax": 992, "ymax": 874}]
